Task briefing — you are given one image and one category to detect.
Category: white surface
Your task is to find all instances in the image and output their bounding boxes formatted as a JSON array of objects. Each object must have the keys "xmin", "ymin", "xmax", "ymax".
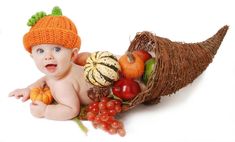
[{"xmin": 0, "ymin": 0, "xmax": 235, "ymax": 142}]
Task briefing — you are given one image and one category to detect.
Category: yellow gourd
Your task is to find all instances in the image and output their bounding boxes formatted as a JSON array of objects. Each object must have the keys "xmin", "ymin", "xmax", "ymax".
[{"xmin": 84, "ymin": 51, "xmax": 121, "ymax": 87}]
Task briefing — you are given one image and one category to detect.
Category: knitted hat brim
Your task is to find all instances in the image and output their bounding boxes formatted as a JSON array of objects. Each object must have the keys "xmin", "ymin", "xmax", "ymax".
[{"xmin": 23, "ymin": 28, "xmax": 81, "ymax": 53}]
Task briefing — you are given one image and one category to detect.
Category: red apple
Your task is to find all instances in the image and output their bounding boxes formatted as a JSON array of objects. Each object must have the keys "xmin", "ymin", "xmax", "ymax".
[
  {"xmin": 112, "ymin": 78, "xmax": 141, "ymax": 101},
  {"xmin": 132, "ymin": 50, "xmax": 152, "ymax": 63}
]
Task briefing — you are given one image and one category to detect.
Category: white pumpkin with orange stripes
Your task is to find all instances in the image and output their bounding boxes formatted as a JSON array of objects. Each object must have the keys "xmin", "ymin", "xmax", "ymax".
[{"xmin": 84, "ymin": 51, "xmax": 121, "ymax": 87}]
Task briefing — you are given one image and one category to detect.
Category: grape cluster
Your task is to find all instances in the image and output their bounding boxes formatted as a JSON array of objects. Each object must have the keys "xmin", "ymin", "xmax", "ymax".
[{"xmin": 86, "ymin": 97, "xmax": 126, "ymax": 136}]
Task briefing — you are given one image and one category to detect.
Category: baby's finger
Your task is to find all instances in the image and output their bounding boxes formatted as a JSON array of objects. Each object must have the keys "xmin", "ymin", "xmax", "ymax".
[
  {"xmin": 33, "ymin": 101, "xmax": 44, "ymax": 106},
  {"xmin": 30, "ymin": 102, "xmax": 35, "ymax": 110},
  {"xmin": 8, "ymin": 89, "xmax": 19, "ymax": 97},
  {"xmin": 8, "ymin": 92, "xmax": 15, "ymax": 97},
  {"xmin": 22, "ymin": 96, "xmax": 29, "ymax": 102},
  {"xmin": 16, "ymin": 95, "xmax": 23, "ymax": 99},
  {"xmin": 22, "ymin": 92, "xmax": 30, "ymax": 102},
  {"xmin": 15, "ymin": 92, "xmax": 22, "ymax": 98},
  {"xmin": 30, "ymin": 102, "xmax": 38, "ymax": 108},
  {"xmin": 16, "ymin": 96, "xmax": 21, "ymax": 99}
]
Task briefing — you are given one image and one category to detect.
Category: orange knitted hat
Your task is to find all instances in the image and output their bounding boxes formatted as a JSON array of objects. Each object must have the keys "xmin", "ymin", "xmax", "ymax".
[{"xmin": 23, "ymin": 7, "xmax": 81, "ymax": 53}]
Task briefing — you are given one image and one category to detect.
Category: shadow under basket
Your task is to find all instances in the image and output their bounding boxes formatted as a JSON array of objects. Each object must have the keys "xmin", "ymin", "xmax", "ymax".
[{"xmin": 122, "ymin": 25, "xmax": 228, "ymax": 111}]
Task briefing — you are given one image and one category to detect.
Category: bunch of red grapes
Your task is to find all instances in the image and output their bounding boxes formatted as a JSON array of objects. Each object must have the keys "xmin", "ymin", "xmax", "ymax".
[{"xmin": 86, "ymin": 97, "xmax": 126, "ymax": 136}]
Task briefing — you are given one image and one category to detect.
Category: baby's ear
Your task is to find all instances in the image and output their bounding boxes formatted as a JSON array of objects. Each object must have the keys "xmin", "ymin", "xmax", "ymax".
[{"xmin": 71, "ymin": 48, "xmax": 79, "ymax": 61}]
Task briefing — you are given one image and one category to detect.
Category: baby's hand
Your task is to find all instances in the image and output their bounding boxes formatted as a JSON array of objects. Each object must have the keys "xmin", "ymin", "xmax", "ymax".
[
  {"xmin": 30, "ymin": 101, "xmax": 47, "ymax": 118},
  {"xmin": 9, "ymin": 88, "xmax": 30, "ymax": 102}
]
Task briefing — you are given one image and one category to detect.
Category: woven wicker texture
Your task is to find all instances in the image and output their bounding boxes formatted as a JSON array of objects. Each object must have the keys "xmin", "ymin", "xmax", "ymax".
[{"xmin": 123, "ymin": 25, "xmax": 228, "ymax": 111}]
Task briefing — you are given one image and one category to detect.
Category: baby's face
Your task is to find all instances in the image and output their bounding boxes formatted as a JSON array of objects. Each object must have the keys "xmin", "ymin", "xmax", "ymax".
[{"xmin": 31, "ymin": 44, "xmax": 73, "ymax": 78}]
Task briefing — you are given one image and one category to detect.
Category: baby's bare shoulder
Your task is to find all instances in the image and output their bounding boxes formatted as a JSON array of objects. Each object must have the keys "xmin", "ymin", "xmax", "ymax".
[{"xmin": 51, "ymin": 80, "xmax": 77, "ymax": 98}]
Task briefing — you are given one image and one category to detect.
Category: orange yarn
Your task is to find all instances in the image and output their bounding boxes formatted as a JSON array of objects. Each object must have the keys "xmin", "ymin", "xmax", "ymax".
[{"xmin": 23, "ymin": 13, "xmax": 81, "ymax": 53}]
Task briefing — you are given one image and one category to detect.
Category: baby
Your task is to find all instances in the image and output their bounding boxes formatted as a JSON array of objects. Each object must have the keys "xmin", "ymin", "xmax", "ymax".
[{"xmin": 9, "ymin": 7, "xmax": 94, "ymax": 120}]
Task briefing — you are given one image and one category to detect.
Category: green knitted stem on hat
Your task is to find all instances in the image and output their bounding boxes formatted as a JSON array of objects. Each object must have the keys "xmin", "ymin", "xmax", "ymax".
[
  {"xmin": 27, "ymin": 11, "xmax": 47, "ymax": 26},
  {"xmin": 51, "ymin": 6, "xmax": 62, "ymax": 16},
  {"xmin": 27, "ymin": 6, "xmax": 62, "ymax": 27}
]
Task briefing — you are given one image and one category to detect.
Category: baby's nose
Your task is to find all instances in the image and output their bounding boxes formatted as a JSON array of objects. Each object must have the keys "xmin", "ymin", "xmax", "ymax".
[{"xmin": 45, "ymin": 55, "xmax": 54, "ymax": 60}]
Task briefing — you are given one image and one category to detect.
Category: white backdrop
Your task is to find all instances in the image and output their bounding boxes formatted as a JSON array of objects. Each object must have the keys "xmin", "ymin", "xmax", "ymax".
[{"xmin": 0, "ymin": 0, "xmax": 234, "ymax": 142}]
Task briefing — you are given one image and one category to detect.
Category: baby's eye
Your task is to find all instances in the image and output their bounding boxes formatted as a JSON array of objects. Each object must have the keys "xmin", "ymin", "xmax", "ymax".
[
  {"xmin": 36, "ymin": 48, "xmax": 44, "ymax": 54},
  {"xmin": 54, "ymin": 47, "xmax": 61, "ymax": 52}
]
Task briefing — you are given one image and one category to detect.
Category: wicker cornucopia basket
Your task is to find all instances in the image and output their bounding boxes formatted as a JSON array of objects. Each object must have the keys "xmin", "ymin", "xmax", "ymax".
[
  {"xmin": 121, "ymin": 25, "xmax": 228, "ymax": 111},
  {"xmin": 78, "ymin": 26, "xmax": 228, "ymax": 136}
]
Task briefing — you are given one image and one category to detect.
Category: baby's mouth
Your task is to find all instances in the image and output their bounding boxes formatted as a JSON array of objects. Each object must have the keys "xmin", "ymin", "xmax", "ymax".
[{"xmin": 45, "ymin": 64, "xmax": 57, "ymax": 73}]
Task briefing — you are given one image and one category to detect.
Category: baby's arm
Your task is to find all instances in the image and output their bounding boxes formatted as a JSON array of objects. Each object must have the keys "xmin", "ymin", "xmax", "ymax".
[
  {"xmin": 9, "ymin": 77, "xmax": 46, "ymax": 102},
  {"xmin": 31, "ymin": 82, "xmax": 80, "ymax": 120}
]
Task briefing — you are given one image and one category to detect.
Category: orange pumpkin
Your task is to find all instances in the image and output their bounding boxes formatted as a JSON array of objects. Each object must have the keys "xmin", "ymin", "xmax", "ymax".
[
  {"xmin": 118, "ymin": 52, "xmax": 144, "ymax": 79},
  {"xmin": 30, "ymin": 87, "xmax": 53, "ymax": 105}
]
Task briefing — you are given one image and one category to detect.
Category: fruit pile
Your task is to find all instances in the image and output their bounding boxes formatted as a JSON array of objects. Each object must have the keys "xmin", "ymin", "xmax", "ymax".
[
  {"xmin": 82, "ymin": 49, "xmax": 156, "ymax": 136},
  {"xmin": 114, "ymin": 50, "xmax": 156, "ymax": 100},
  {"xmin": 86, "ymin": 97, "xmax": 125, "ymax": 136}
]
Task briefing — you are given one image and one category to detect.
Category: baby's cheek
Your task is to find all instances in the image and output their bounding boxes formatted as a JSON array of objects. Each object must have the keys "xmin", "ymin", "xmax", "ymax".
[
  {"xmin": 34, "ymin": 61, "xmax": 45, "ymax": 71},
  {"xmin": 60, "ymin": 57, "xmax": 72, "ymax": 66}
]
